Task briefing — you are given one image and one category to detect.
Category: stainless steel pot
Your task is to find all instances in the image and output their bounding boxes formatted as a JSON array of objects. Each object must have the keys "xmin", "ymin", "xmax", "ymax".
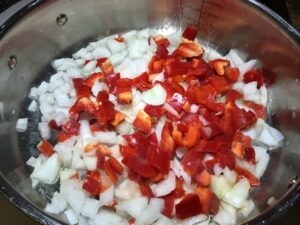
[{"xmin": 0, "ymin": 0, "xmax": 299, "ymax": 224}]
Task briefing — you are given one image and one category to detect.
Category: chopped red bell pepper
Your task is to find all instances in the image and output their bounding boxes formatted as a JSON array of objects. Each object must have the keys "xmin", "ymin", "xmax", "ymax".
[
  {"xmin": 83, "ymin": 171, "xmax": 102, "ymax": 196},
  {"xmin": 173, "ymin": 42, "xmax": 203, "ymax": 58},
  {"xmin": 38, "ymin": 140, "xmax": 55, "ymax": 157},
  {"xmin": 175, "ymin": 194, "xmax": 202, "ymax": 220},
  {"xmin": 162, "ymin": 196, "xmax": 175, "ymax": 218},
  {"xmin": 182, "ymin": 25, "xmax": 198, "ymax": 41},
  {"xmin": 243, "ymin": 69, "xmax": 264, "ymax": 88}
]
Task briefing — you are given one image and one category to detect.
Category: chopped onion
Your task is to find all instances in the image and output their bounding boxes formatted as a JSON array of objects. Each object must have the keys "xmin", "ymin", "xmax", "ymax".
[
  {"xmin": 45, "ymin": 192, "xmax": 67, "ymax": 214},
  {"xmin": 151, "ymin": 171, "xmax": 176, "ymax": 197},
  {"xmin": 223, "ymin": 167, "xmax": 237, "ymax": 184},
  {"xmin": 171, "ymin": 158, "xmax": 191, "ymax": 186},
  {"xmin": 94, "ymin": 131, "xmax": 117, "ymax": 145},
  {"xmin": 255, "ymin": 152, "xmax": 270, "ymax": 178},
  {"xmin": 164, "ymin": 103, "xmax": 180, "ymax": 118},
  {"xmin": 91, "ymin": 209, "xmax": 126, "ymax": 225},
  {"xmin": 28, "ymin": 100, "xmax": 38, "ymax": 112},
  {"xmin": 213, "ymin": 206, "xmax": 236, "ymax": 225},
  {"xmin": 226, "ymin": 49, "xmax": 246, "ymax": 67},
  {"xmin": 153, "ymin": 216, "xmax": 174, "ymax": 225},
  {"xmin": 211, "ymin": 175, "xmax": 233, "ymax": 199},
  {"xmin": 223, "ymin": 178, "xmax": 250, "ymax": 208},
  {"xmin": 181, "ymin": 214, "xmax": 208, "ymax": 225},
  {"xmin": 92, "ymin": 46, "xmax": 111, "ymax": 59},
  {"xmin": 149, "ymin": 198, "xmax": 165, "ymax": 213},
  {"xmin": 81, "ymin": 198, "xmax": 100, "ymax": 219},
  {"xmin": 135, "ymin": 206, "xmax": 161, "ymax": 225},
  {"xmin": 31, "ymin": 153, "xmax": 61, "ymax": 184},
  {"xmin": 118, "ymin": 197, "xmax": 148, "ymax": 218},
  {"xmin": 16, "ymin": 118, "xmax": 28, "ymax": 132},
  {"xmin": 38, "ymin": 122, "xmax": 51, "ymax": 139},
  {"xmin": 141, "ymin": 84, "xmax": 167, "ymax": 106},
  {"xmin": 99, "ymin": 185, "xmax": 114, "ymax": 207},
  {"xmin": 83, "ymin": 156, "xmax": 97, "ymax": 171},
  {"xmin": 64, "ymin": 208, "xmax": 79, "ymax": 225},
  {"xmin": 239, "ymin": 199, "xmax": 255, "ymax": 218},
  {"xmin": 115, "ymin": 179, "xmax": 140, "ymax": 200},
  {"xmin": 109, "ymin": 51, "xmax": 128, "ymax": 66}
]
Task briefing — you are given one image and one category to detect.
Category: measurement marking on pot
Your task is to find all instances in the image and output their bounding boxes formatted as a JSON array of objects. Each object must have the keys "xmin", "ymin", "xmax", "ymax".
[
  {"xmin": 56, "ymin": 14, "xmax": 68, "ymax": 26},
  {"xmin": 8, "ymin": 55, "xmax": 17, "ymax": 70}
]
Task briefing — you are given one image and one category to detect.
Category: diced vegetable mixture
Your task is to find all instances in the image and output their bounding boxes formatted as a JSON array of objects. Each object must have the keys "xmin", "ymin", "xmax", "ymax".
[{"xmin": 19, "ymin": 26, "xmax": 284, "ymax": 225}]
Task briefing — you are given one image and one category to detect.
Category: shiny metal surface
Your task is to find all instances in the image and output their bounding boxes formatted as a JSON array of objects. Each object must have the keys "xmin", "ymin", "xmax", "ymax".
[{"xmin": 0, "ymin": 0, "xmax": 299, "ymax": 224}]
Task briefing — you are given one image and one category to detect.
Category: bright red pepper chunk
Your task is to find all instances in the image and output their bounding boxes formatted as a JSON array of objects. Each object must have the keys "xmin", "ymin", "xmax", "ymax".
[
  {"xmin": 163, "ymin": 196, "xmax": 175, "ymax": 218},
  {"xmin": 122, "ymin": 156, "xmax": 158, "ymax": 178},
  {"xmin": 146, "ymin": 144, "xmax": 170, "ymax": 174},
  {"xmin": 62, "ymin": 118, "xmax": 80, "ymax": 136},
  {"xmin": 243, "ymin": 69, "xmax": 264, "ymax": 88},
  {"xmin": 182, "ymin": 25, "xmax": 198, "ymax": 41},
  {"xmin": 38, "ymin": 140, "xmax": 55, "ymax": 157},
  {"xmin": 83, "ymin": 171, "xmax": 102, "ymax": 196},
  {"xmin": 175, "ymin": 194, "xmax": 202, "ymax": 220}
]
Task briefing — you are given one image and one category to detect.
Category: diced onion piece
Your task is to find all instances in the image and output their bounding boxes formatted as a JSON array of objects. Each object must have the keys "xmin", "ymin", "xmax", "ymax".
[
  {"xmin": 83, "ymin": 156, "xmax": 97, "ymax": 171},
  {"xmin": 149, "ymin": 198, "xmax": 165, "ymax": 213},
  {"xmin": 64, "ymin": 208, "xmax": 78, "ymax": 225},
  {"xmin": 150, "ymin": 171, "xmax": 176, "ymax": 197},
  {"xmin": 28, "ymin": 100, "xmax": 38, "ymax": 112},
  {"xmin": 29, "ymin": 87, "xmax": 39, "ymax": 100},
  {"xmin": 81, "ymin": 198, "xmax": 100, "ymax": 219},
  {"xmin": 135, "ymin": 206, "xmax": 161, "ymax": 225},
  {"xmin": 141, "ymin": 84, "xmax": 167, "ymax": 106},
  {"xmin": 38, "ymin": 122, "xmax": 51, "ymax": 139},
  {"xmin": 152, "ymin": 216, "xmax": 174, "ymax": 225},
  {"xmin": 115, "ymin": 179, "xmax": 140, "ymax": 200},
  {"xmin": 255, "ymin": 152, "xmax": 270, "ymax": 178},
  {"xmin": 31, "ymin": 153, "xmax": 61, "ymax": 184},
  {"xmin": 16, "ymin": 118, "xmax": 28, "ymax": 132},
  {"xmin": 45, "ymin": 192, "xmax": 68, "ymax": 214},
  {"xmin": 92, "ymin": 209, "xmax": 126, "ymax": 225},
  {"xmin": 223, "ymin": 167, "xmax": 237, "ymax": 184},
  {"xmin": 164, "ymin": 103, "xmax": 180, "ymax": 118},
  {"xmin": 171, "ymin": 158, "xmax": 191, "ymax": 186},
  {"xmin": 257, "ymin": 119, "xmax": 284, "ymax": 147},
  {"xmin": 211, "ymin": 175, "xmax": 233, "ymax": 199},
  {"xmin": 118, "ymin": 197, "xmax": 148, "ymax": 218},
  {"xmin": 213, "ymin": 206, "xmax": 236, "ymax": 225},
  {"xmin": 239, "ymin": 199, "xmax": 255, "ymax": 218},
  {"xmin": 109, "ymin": 51, "xmax": 128, "ymax": 66},
  {"xmin": 180, "ymin": 214, "xmax": 208, "ymax": 225},
  {"xmin": 106, "ymin": 39, "xmax": 126, "ymax": 54},
  {"xmin": 79, "ymin": 120, "xmax": 93, "ymax": 143},
  {"xmin": 223, "ymin": 178, "xmax": 250, "ymax": 208},
  {"xmin": 99, "ymin": 185, "xmax": 114, "ymax": 207},
  {"xmin": 60, "ymin": 168, "xmax": 77, "ymax": 182},
  {"xmin": 94, "ymin": 131, "xmax": 117, "ymax": 145},
  {"xmin": 92, "ymin": 46, "xmax": 111, "ymax": 59},
  {"xmin": 227, "ymin": 49, "xmax": 246, "ymax": 67}
]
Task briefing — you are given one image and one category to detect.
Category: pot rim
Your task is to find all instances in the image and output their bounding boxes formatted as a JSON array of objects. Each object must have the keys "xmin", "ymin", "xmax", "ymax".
[{"xmin": 0, "ymin": 0, "xmax": 299, "ymax": 225}]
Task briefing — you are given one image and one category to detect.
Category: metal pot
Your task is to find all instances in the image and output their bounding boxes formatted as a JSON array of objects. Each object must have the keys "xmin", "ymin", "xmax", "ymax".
[{"xmin": 0, "ymin": 0, "xmax": 299, "ymax": 224}]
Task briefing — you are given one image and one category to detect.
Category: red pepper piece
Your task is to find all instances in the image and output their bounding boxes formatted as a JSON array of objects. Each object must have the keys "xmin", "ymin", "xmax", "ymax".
[
  {"xmin": 48, "ymin": 119, "xmax": 61, "ymax": 131},
  {"xmin": 115, "ymin": 36, "xmax": 125, "ymax": 42},
  {"xmin": 210, "ymin": 59, "xmax": 230, "ymax": 76},
  {"xmin": 163, "ymin": 196, "xmax": 175, "ymax": 218},
  {"xmin": 146, "ymin": 144, "xmax": 170, "ymax": 175},
  {"xmin": 83, "ymin": 171, "xmax": 102, "ymax": 196},
  {"xmin": 244, "ymin": 101, "xmax": 266, "ymax": 119},
  {"xmin": 133, "ymin": 110, "xmax": 152, "ymax": 133},
  {"xmin": 194, "ymin": 84, "xmax": 217, "ymax": 105},
  {"xmin": 159, "ymin": 122, "xmax": 175, "ymax": 154},
  {"xmin": 103, "ymin": 160, "xmax": 118, "ymax": 184},
  {"xmin": 154, "ymin": 35, "xmax": 170, "ymax": 47},
  {"xmin": 69, "ymin": 97, "xmax": 96, "ymax": 114},
  {"xmin": 108, "ymin": 157, "xmax": 124, "ymax": 174},
  {"xmin": 235, "ymin": 166, "xmax": 260, "ymax": 187},
  {"xmin": 120, "ymin": 145, "xmax": 137, "ymax": 158},
  {"xmin": 181, "ymin": 150, "xmax": 204, "ymax": 177},
  {"xmin": 106, "ymin": 72, "xmax": 120, "ymax": 94},
  {"xmin": 175, "ymin": 194, "xmax": 202, "ymax": 220},
  {"xmin": 243, "ymin": 69, "xmax": 264, "ymax": 88},
  {"xmin": 195, "ymin": 170, "xmax": 211, "ymax": 187},
  {"xmin": 117, "ymin": 87, "xmax": 132, "ymax": 104},
  {"xmin": 132, "ymin": 72, "xmax": 152, "ymax": 91},
  {"xmin": 165, "ymin": 60, "xmax": 191, "ymax": 76},
  {"xmin": 144, "ymin": 104, "xmax": 164, "ymax": 118},
  {"xmin": 225, "ymin": 67, "xmax": 240, "ymax": 82},
  {"xmin": 196, "ymin": 187, "xmax": 220, "ymax": 215},
  {"xmin": 62, "ymin": 118, "xmax": 80, "ymax": 136},
  {"xmin": 97, "ymin": 58, "xmax": 114, "ymax": 76},
  {"xmin": 56, "ymin": 132, "xmax": 72, "ymax": 142},
  {"xmin": 84, "ymin": 73, "xmax": 105, "ymax": 87},
  {"xmin": 72, "ymin": 78, "xmax": 91, "ymax": 98},
  {"xmin": 173, "ymin": 42, "xmax": 203, "ymax": 58},
  {"xmin": 182, "ymin": 25, "xmax": 198, "ymax": 41},
  {"xmin": 38, "ymin": 140, "xmax": 55, "ymax": 157},
  {"xmin": 122, "ymin": 156, "xmax": 158, "ymax": 178},
  {"xmin": 209, "ymin": 76, "xmax": 232, "ymax": 93},
  {"xmin": 139, "ymin": 182, "xmax": 154, "ymax": 199},
  {"xmin": 170, "ymin": 178, "xmax": 185, "ymax": 198}
]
